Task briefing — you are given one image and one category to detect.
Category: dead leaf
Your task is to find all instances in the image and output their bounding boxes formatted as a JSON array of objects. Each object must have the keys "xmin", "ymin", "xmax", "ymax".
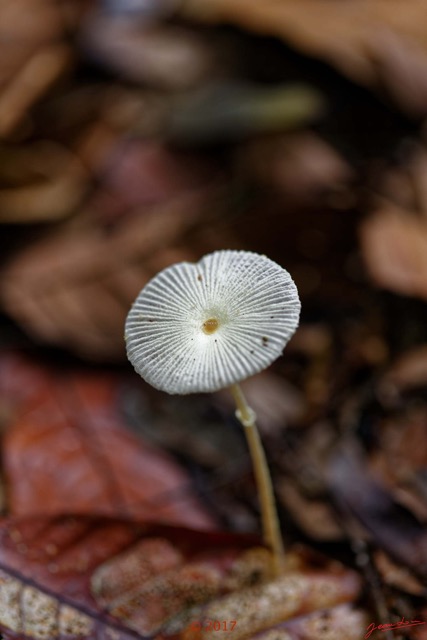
[
  {"xmin": 0, "ymin": 352, "xmax": 214, "ymax": 529},
  {"xmin": 0, "ymin": 44, "xmax": 73, "ymax": 137},
  {"xmin": 381, "ymin": 345, "xmax": 427, "ymax": 391},
  {"xmin": 369, "ymin": 403, "xmax": 427, "ymax": 498},
  {"xmin": 328, "ymin": 443, "xmax": 427, "ymax": 579},
  {"xmin": 0, "ymin": 141, "xmax": 88, "ymax": 223},
  {"xmin": 87, "ymin": 139, "xmax": 214, "ymax": 225},
  {"xmin": 236, "ymin": 133, "xmax": 353, "ymax": 208},
  {"xmin": 0, "ymin": 514, "xmax": 366, "ymax": 639},
  {"xmin": 374, "ymin": 549, "xmax": 426, "ymax": 596},
  {"xmin": 81, "ymin": 10, "xmax": 215, "ymax": 89},
  {"xmin": 360, "ymin": 206, "xmax": 427, "ymax": 300},
  {"xmin": 0, "ymin": 0, "xmax": 74, "ymax": 138},
  {"xmin": 277, "ymin": 481, "xmax": 343, "ymax": 542},
  {"xmin": 181, "ymin": 0, "xmax": 427, "ymax": 115},
  {"xmin": 0, "ymin": 187, "xmax": 218, "ymax": 359}
]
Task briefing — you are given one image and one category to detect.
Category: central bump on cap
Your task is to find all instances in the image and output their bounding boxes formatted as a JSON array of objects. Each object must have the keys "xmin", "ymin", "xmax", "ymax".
[{"xmin": 202, "ymin": 318, "xmax": 219, "ymax": 335}]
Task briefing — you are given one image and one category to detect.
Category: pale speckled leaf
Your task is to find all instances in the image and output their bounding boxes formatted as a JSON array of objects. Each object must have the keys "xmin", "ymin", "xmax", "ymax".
[
  {"xmin": 0, "ymin": 570, "xmax": 94, "ymax": 639},
  {"xmin": 0, "ymin": 515, "xmax": 366, "ymax": 640}
]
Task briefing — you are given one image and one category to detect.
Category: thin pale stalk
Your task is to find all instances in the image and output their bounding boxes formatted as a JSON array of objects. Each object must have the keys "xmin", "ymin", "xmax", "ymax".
[{"xmin": 230, "ymin": 383, "xmax": 284, "ymax": 576}]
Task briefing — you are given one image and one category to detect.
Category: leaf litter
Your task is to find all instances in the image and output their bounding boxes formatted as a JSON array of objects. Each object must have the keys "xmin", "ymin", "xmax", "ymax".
[
  {"xmin": 1, "ymin": 0, "xmax": 427, "ymax": 636},
  {"xmin": 0, "ymin": 515, "xmax": 366, "ymax": 639}
]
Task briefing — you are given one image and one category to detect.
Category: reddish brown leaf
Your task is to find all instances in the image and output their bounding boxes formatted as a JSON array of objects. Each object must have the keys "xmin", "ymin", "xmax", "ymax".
[
  {"xmin": 0, "ymin": 352, "xmax": 214, "ymax": 529},
  {"xmin": 0, "ymin": 514, "xmax": 365, "ymax": 639}
]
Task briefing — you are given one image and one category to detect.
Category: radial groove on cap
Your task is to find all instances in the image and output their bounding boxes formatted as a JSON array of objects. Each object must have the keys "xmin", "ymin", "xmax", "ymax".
[{"xmin": 125, "ymin": 250, "xmax": 300, "ymax": 394}]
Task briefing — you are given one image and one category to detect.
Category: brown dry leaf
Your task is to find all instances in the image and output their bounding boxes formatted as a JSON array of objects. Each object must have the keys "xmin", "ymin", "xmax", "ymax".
[
  {"xmin": 0, "ymin": 135, "xmax": 230, "ymax": 359},
  {"xmin": 0, "ymin": 141, "xmax": 88, "ymax": 223},
  {"xmin": 381, "ymin": 345, "xmax": 427, "ymax": 391},
  {"xmin": 374, "ymin": 549, "xmax": 426, "ymax": 597},
  {"xmin": 0, "ymin": 187, "xmax": 218, "ymax": 360},
  {"xmin": 369, "ymin": 402, "xmax": 427, "ymax": 491},
  {"xmin": 0, "ymin": 351, "xmax": 214, "ymax": 529},
  {"xmin": 277, "ymin": 481, "xmax": 343, "ymax": 542},
  {"xmin": 328, "ymin": 443, "xmax": 427, "ymax": 579},
  {"xmin": 181, "ymin": 0, "xmax": 427, "ymax": 114},
  {"xmin": 0, "ymin": 0, "xmax": 75, "ymax": 137},
  {"xmin": 236, "ymin": 133, "xmax": 353, "ymax": 209},
  {"xmin": 359, "ymin": 205, "xmax": 427, "ymax": 299},
  {"xmin": 362, "ymin": 387, "xmax": 427, "ymax": 528},
  {"xmin": 0, "ymin": 514, "xmax": 366, "ymax": 639}
]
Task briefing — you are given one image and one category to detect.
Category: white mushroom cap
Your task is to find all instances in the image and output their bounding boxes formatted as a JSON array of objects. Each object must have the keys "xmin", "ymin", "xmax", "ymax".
[{"xmin": 125, "ymin": 250, "xmax": 300, "ymax": 394}]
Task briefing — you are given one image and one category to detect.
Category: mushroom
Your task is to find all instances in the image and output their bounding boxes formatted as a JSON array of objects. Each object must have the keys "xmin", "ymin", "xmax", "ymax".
[{"xmin": 125, "ymin": 250, "xmax": 300, "ymax": 575}]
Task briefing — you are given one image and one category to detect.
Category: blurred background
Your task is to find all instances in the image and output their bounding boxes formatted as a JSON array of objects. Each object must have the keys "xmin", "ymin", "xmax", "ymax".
[{"xmin": 1, "ymin": 0, "xmax": 427, "ymax": 627}]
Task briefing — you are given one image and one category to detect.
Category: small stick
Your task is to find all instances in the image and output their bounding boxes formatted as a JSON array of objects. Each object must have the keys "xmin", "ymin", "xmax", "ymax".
[{"xmin": 230, "ymin": 383, "xmax": 284, "ymax": 576}]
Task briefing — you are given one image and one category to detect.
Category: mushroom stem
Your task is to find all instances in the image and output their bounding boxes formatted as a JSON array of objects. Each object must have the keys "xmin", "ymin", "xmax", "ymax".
[{"xmin": 229, "ymin": 383, "xmax": 284, "ymax": 576}]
